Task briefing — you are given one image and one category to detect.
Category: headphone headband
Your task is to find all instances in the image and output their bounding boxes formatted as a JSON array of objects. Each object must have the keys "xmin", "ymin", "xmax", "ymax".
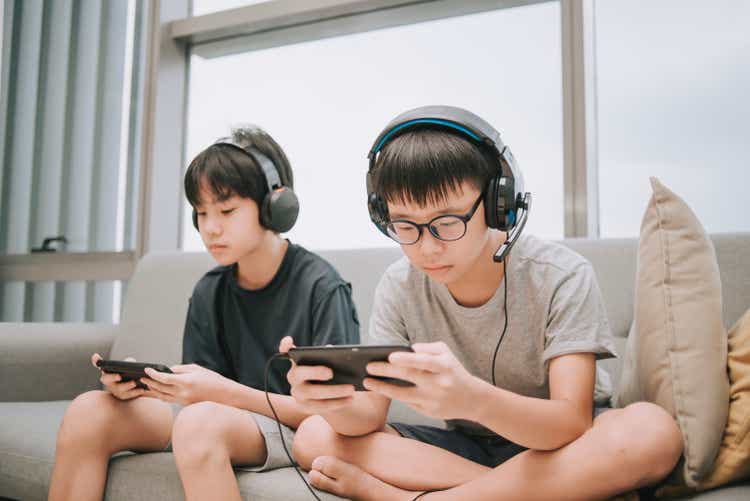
[
  {"xmin": 214, "ymin": 140, "xmax": 283, "ymax": 193},
  {"xmin": 366, "ymin": 105, "xmax": 530, "ymax": 260}
]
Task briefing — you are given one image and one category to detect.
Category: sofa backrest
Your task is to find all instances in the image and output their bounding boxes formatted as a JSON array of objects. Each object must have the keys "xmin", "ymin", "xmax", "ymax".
[{"xmin": 112, "ymin": 234, "xmax": 750, "ymax": 383}]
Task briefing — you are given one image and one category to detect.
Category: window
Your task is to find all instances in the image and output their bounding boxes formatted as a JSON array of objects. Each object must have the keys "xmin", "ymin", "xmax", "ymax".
[
  {"xmin": 192, "ymin": 0, "xmax": 272, "ymax": 17},
  {"xmin": 183, "ymin": 2, "xmax": 564, "ymax": 251},
  {"xmin": 595, "ymin": 0, "xmax": 750, "ymax": 237}
]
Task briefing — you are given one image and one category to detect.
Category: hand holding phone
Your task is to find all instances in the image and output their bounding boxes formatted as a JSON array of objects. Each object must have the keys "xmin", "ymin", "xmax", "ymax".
[
  {"xmin": 287, "ymin": 344, "xmax": 415, "ymax": 391},
  {"xmin": 92, "ymin": 353, "xmax": 172, "ymax": 399}
]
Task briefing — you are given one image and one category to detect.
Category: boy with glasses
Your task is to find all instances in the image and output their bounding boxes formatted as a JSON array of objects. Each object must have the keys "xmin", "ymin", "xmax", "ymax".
[{"xmin": 282, "ymin": 107, "xmax": 683, "ymax": 500}]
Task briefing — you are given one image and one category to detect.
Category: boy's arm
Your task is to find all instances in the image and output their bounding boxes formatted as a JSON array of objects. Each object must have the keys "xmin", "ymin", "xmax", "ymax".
[
  {"xmin": 470, "ymin": 352, "xmax": 596, "ymax": 450},
  {"xmin": 365, "ymin": 345, "xmax": 595, "ymax": 450}
]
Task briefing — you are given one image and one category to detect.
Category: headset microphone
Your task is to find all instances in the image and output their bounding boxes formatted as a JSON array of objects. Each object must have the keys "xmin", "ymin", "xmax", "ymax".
[{"xmin": 493, "ymin": 192, "xmax": 531, "ymax": 262}]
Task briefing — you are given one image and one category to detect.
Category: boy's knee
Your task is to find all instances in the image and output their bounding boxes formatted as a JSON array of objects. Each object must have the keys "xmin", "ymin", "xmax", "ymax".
[
  {"xmin": 57, "ymin": 391, "xmax": 117, "ymax": 450},
  {"xmin": 292, "ymin": 415, "xmax": 340, "ymax": 469},
  {"xmin": 612, "ymin": 402, "xmax": 683, "ymax": 485},
  {"xmin": 172, "ymin": 402, "xmax": 229, "ymax": 465},
  {"xmin": 627, "ymin": 402, "xmax": 683, "ymax": 479}
]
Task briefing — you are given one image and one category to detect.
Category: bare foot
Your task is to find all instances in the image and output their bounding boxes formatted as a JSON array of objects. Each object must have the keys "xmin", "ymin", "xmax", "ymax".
[{"xmin": 309, "ymin": 456, "xmax": 419, "ymax": 501}]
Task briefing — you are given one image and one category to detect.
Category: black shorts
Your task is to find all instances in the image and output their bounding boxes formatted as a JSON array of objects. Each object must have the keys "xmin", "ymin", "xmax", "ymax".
[
  {"xmin": 389, "ymin": 423, "xmax": 526, "ymax": 468},
  {"xmin": 389, "ymin": 407, "xmax": 612, "ymax": 469}
]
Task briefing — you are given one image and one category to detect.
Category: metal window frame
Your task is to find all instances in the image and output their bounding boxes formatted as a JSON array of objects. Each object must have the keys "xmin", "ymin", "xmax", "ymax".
[
  {"xmin": 1, "ymin": 0, "xmax": 598, "ymax": 291},
  {"xmin": 169, "ymin": 0, "xmax": 597, "ymax": 238}
]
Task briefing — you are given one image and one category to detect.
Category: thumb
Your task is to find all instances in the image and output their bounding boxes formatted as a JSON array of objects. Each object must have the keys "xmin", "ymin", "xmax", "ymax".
[
  {"xmin": 91, "ymin": 353, "xmax": 102, "ymax": 369},
  {"xmin": 279, "ymin": 336, "xmax": 296, "ymax": 354},
  {"xmin": 124, "ymin": 356, "xmax": 136, "ymax": 362}
]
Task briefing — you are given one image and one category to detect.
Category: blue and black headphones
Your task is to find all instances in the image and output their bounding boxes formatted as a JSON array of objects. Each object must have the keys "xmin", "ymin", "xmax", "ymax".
[
  {"xmin": 366, "ymin": 105, "xmax": 532, "ymax": 262},
  {"xmin": 191, "ymin": 137, "xmax": 299, "ymax": 234}
]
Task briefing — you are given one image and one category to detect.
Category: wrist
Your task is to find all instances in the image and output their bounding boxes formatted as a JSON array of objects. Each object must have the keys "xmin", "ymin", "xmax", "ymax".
[
  {"xmin": 218, "ymin": 377, "xmax": 246, "ymax": 407},
  {"xmin": 465, "ymin": 376, "xmax": 495, "ymax": 423}
]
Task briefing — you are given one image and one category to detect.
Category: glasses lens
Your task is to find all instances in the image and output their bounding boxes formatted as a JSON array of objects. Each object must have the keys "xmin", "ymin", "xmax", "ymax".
[
  {"xmin": 386, "ymin": 221, "xmax": 420, "ymax": 244},
  {"xmin": 429, "ymin": 216, "xmax": 466, "ymax": 241}
]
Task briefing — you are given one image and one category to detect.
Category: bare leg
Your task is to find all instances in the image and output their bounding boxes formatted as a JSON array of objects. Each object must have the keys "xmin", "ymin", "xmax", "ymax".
[
  {"xmin": 171, "ymin": 401, "xmax": 269, "ymax": 501},
  {"xmin": 293, "ymin": 415, "xmax": 490, "ymax": 492},
  {"xmin": 48, "ymin": 391, "xmax": 173, "ymax": 501},
  {"xmin": 294, "ymin": 402, "xmax": 683, "ymax": 501}
]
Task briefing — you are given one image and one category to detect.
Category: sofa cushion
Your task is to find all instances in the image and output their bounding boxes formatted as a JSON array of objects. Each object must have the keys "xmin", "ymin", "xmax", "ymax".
[
  {"xmin": 615, "ymin": 177, "xmax": 729, "ymax": 487},
  {"xmin": 658, "ymin": 307, "xmax": 750, "ymax": 496}
]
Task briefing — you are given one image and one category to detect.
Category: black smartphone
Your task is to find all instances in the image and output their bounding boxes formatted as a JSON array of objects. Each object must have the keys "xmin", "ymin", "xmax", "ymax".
[
  {"xmin": 96, "ymin": 359, "xmax": 173, "ymax": 389},
  {"xmin": 287, "ymin": 344, "xmax": 415, "ymax": 391}
]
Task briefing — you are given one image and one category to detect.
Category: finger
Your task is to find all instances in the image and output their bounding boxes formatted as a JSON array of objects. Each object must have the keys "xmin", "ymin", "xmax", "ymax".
[
  {"xmin": 366, "ymin": 361, "xmax": 425, "ymax": 384},
  {"xmin": 124, "ymin": 356, "xmax": 136, "ymax": 362},
  {"xmin": 142, "ymin": 388, "xmax": 176, "ymax": 403},
  {"xmin": 91, "ymin": 353, "xmax": 103, "ymax": 368},
  {"xmin": 116, "ymin": 386, "xmax": 146, "ymax": 401},
  {"xmin": 410, "ymin": 342, "xmax": 448, "ymax": 355},
  {"xmin": 143, "ymin": 367, "xmax": 176, "ymax": 384},
  {"xmin": 139, "ymin": 377, "xmax": 176, "ymax": 396},
  {"xmin": 279, "ymin": 336, "xmax": 296, "ymax": 354},
  {"xmin": 108, "ymin": 379, "xmax": 137, "ymax": 394},
  {"xmin": 169, "ymin": 364, "xmax": 193, "ymax": 374},
  {"xmin": 287, "ymin": 365, "xmax": 333, "ymax": 385},
  {"xmin": 362, "ymin": 377, "xmax": 421, "ymax": 404},
  {"xmin": 100, "ymin": 372, "xmax": 122, "ymax": 385},
  {"xmin": 386, "ymin": 352, "xmax": 444, "ymax": 373}
]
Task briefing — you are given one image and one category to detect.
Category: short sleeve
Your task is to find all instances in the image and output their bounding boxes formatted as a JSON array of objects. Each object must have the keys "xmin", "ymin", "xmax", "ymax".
[
  {"xmin": 542, "ymin": 263, "xmax": 618, "ymax": 364},
  {"xmin": 311, "ymin": 283, "xmax": 360, "ymax": 346},
  {"xmin": 367, "ymin": 273, "xmax": 410, "ymax": 346}
]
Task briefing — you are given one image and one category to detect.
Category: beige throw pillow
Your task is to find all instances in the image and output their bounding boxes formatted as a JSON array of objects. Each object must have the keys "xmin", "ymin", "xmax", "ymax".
[
  {"xmin": 616, "ymin": 177, "xmax": 729, "ymax": 487},
  {"xmin": 658, "ymin": 308, "xmax": 750, "ymax": 496}
]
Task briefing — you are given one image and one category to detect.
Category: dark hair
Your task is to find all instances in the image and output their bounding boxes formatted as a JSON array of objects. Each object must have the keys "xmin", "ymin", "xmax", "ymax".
[
  {"xmin": 372, "ymin": 128, "xmax": 498, "ymax": 207},
  {"xmin": 184, "ymin": 125, "xmax": 294, "ymax": 208}
]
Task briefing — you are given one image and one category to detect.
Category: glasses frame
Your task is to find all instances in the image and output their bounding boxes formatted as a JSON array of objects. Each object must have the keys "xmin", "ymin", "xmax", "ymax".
[{"xmin": 386, "ymin": 193, "xmax": 484, "ymax": 245}]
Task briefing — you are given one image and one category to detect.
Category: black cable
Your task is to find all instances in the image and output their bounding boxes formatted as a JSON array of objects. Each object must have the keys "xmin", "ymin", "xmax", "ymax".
[
  {"xmin": 491, "ymin": 256, "xmax": 509, "ymax": 387},
  {"xmin": 264, "ymin": 353, "xmax": 323, "ymax": 501}
]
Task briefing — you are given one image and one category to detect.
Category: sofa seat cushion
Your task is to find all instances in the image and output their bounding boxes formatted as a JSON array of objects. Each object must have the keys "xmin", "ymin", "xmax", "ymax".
[
  {"xmin": 0, "ymin": 401, "xmax": 65, "ymax": 500},
  {"xmin": 0, "ymin": 401, "xmax": 343, "ymax": 501}
]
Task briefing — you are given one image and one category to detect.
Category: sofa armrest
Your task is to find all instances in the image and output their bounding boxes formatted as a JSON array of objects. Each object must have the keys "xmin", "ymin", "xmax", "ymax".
[{"xmin": 0, "ymin": 322, "xmax": 118, "ymax": 402}]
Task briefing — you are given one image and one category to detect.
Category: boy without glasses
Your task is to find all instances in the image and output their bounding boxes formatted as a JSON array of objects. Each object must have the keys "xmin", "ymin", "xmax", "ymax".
[
  {"xmin": 49, "ymin": 126, "xmax": 359, "ymax": 501},
  {"xmin": 282, "ymin": 107, "xmax": 683, "ymax": 501}
]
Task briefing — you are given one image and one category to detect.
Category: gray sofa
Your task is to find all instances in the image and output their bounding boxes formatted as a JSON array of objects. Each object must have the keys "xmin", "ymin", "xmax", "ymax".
[{"xmin": 1, "ymin": 234, "xmax": 749, "ymax": 500}]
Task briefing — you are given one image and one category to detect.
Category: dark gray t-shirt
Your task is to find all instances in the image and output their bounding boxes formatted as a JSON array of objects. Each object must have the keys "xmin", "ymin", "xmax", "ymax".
[
  {"xmin": 182, "ymin": 242, "xmax": 360, "ymax": 396},
  {"xmin": 367, "ymin": 234, "xmax": 617, "ymax": 436}
]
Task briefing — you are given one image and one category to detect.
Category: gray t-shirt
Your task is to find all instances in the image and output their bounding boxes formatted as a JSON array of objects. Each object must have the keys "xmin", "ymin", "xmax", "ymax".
[{"xmin": 367, "ymin": 234, "xmax": 618, "ymax": 436}]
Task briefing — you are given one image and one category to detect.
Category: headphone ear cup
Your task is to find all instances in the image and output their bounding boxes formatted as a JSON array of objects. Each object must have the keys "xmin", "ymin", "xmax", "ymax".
[
  {"xmin": 368, "ymin": 192, "xmax": 389, "ymax": 235},
  {"xmin": 261, "ymin": 188, "xmax": 300, "ymax": 233},
  {"xmin": 484, "ymin": 177, "xmax": 500, "ymax": 230},
  {"xmin": 192, "ymin": 209, "xmax": 199, "ymax": 231}
]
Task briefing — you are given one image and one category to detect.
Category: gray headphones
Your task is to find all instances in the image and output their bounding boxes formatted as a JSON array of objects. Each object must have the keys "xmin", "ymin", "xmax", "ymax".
[{"xmin": 192, "ymin": 139, "xmax": 299, "ymax": 233}]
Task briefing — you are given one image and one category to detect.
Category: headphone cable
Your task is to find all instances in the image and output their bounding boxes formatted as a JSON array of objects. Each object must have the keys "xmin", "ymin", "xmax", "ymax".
[
  {"xmin": 264, "ymin": 353, "xmax": 323, "ymax": 501},
  {"xmin": 491, "ymin": 256, "xmax": 509, "ymax": 386}
]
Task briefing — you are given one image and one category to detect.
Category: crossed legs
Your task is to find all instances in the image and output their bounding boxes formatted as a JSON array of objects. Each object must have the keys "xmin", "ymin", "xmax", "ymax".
[{"xmin": 292, "ymin": 402, "xmax": 683, "ymax": 501}]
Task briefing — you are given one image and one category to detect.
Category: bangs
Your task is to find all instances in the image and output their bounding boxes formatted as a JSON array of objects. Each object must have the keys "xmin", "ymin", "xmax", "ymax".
[
  {"xmin": 372, "ymin": 129, "xmax": 495, "ymax": 208},
  {"xmin": 184, "ymin": 144, "xmax": 265, "ymax": 208}
]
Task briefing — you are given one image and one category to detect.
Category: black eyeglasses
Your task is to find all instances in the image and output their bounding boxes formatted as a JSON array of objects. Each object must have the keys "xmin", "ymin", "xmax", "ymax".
[{"xmin": 385, "ymin": 194, "xmax": 484, "ymax": 245}]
